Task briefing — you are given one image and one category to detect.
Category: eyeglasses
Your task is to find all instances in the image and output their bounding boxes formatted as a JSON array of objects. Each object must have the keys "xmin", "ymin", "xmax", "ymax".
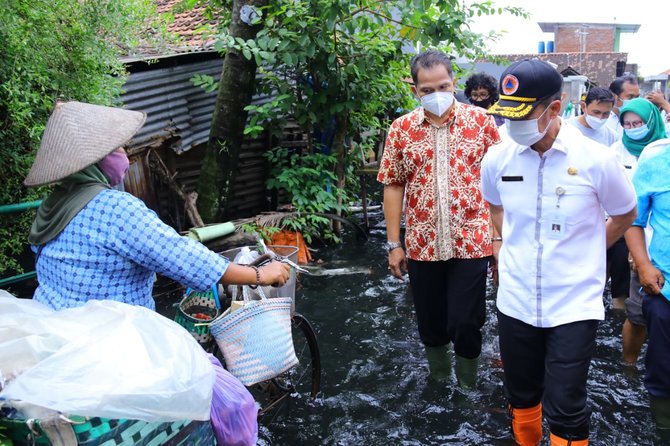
[
  {"xmin": 622, "ymin": 120, "xmax": 645, "ymax": 129},
  {"xmin": 470, "ymin": 93, "xmax": 490, "ymax": 101}
]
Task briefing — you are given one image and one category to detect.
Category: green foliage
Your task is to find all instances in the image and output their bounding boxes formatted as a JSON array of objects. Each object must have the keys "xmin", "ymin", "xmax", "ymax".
[
  {"xmin": 0, "ymin": 0, "xmax": 167, "ymax": 275},
  {"xmin": 191, "ymin": 73, "xmax": 219, "ymax": 93},
  {"xmin": 208, "ymin": 0, "xmax": 525, "ymax": 240},
  {"xmin": 239, "ymin": 222, "xmax": 281, "ymax": 243},
  {"xmin": 206, "ymin": 0, "xmax": 526, "ymax": 242},
  {"xmin": 266, "ymin": 147, "xmax": 357, "ymax": 244}
]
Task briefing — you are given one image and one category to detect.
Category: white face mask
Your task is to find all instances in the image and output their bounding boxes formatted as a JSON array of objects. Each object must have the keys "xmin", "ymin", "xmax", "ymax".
[
  {"xmin": 506, "ymin": 106, "xmax": 553, "ymax": 147},
  {"xmin": 420, "ymin": 91, "xmax": 454, "ymax": 117},
  {"xmin": 585, "ymin": 114, "xmax": 608, "ymax": 130}
]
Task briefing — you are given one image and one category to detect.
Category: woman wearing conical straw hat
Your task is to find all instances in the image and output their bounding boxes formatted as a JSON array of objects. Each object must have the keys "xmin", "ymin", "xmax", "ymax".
[{"xmin": 24, "ymin": 101, "xmax": 289, "ymax": 311}]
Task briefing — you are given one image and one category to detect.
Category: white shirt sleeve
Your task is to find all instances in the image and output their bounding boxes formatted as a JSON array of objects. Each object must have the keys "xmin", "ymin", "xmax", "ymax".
[
  {"xmin": 481, "ymin": 150, "xmax": 502, "ymax": 206},
  {"xmin": 596, "ymin": 149, "xmax": 637, "ymax": 216}
]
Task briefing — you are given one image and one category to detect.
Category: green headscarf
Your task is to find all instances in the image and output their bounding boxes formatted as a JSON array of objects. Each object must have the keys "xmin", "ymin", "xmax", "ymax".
[
  {"xmin": 619, "ymin": 98, "xmax": 668, "ymax": 157},
  {"xmin": 29, "ymin": 165, "xmax": 110, "ymax": 246}
]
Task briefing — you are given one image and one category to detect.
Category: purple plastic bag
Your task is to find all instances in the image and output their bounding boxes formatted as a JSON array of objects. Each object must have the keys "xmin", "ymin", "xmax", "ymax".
[{"xmin": 208, "ymin": 354, "xmax": 259, "ymax": 446}]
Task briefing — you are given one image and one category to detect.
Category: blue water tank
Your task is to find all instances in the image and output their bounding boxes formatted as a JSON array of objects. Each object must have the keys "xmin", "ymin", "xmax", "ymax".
[
  {"xmin": 538, "ymin": 41, "xmax": 546, "ymax": 54},
  {"xmin": 547, "ymin": 41, "xmax": 555, "ymax": 53}
]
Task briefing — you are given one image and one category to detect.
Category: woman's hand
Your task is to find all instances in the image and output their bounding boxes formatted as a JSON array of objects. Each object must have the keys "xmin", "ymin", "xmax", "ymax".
[{"xmin": 258, "ymin": 260, "xmax": 291, "ymax": 286}]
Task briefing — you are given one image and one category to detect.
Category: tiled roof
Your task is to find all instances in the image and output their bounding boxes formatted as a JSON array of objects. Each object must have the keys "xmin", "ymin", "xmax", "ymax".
[
  {"xmin": 123, "ymin": 1, "xmax": 221, "ymax": 59},
  {"xmin": 156, "ymin": 0, "xmax": 219, "ymax": 50}
]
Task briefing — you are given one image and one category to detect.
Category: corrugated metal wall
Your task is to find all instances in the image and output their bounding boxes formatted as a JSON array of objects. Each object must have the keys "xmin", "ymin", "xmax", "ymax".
[
  {"xmin": 122, "ymin": 56, "xmax": 222, "ymax": 154},
  {"xmin": 118, "ymin": 53, "xmax": 306, "ymax": 230}
]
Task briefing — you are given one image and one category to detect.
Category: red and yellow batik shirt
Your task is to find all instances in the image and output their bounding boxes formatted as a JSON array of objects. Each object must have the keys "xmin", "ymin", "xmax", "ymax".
[{"xmin": 377, "ymin": 103, "xmax": 501, "ymax": 261}]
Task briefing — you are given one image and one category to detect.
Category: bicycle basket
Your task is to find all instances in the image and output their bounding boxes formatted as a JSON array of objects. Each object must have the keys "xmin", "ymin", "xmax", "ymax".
[
  {"xmin": 174, "ymin": 286, "xmax": 222, "ymax": 351},
  {"xmin": 209, "ymin": 290, "xmax": 297, "ymax": 386}
]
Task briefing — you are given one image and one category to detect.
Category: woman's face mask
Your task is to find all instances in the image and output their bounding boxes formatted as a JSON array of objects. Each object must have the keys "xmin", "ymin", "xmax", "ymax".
[
  {"xmin": 506, "ymin": 106, "xmax": 554, "ymax": 147},
  {"xmin": 624, "ymin": 124, "xmax": 650, "ymax": 140},
  {"xmin": 470, "ymin": 98, "xmax": 493, "ymax": 109},
  {"xmin": 98, "ymin": 148, "xmax": 129, "ymax": 186}
]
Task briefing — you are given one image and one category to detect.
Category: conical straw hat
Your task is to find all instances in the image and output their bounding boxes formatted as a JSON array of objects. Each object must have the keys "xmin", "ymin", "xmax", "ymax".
[{"xmin": 24, "ymin": 101, "xmax": 146, "ymax": 186}]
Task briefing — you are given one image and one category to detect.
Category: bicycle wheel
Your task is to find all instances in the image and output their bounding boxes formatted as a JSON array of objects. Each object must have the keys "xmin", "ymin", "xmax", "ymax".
[{"xmin": 253, "ymin": 312, "xmax": 321, "ymax": 420}]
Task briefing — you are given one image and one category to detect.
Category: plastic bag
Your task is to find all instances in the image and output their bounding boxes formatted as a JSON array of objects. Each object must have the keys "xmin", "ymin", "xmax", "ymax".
[
  {"xmin": 208, "ymin": 354, "xmax": 258, "ymax": 446},
  {"xmin": 229, "ymin": 247, "xmax": 263, "ymax": 302},
  {"xmin": 0, "ymin": 294, "xmax": 214, "ymax": 422}
]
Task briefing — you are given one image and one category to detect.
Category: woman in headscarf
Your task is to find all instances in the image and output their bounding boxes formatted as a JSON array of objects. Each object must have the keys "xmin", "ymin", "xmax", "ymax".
[
  {"xmin": 622, "ymin": 113, "xmax": 670, "ymax": 439},
  {"xmin": 611, "ymin": 97, "xmax": 668, "ymax": 369},
  {"xmin": 24, "ymin": 101, "xmax": 289, "ymax": 311}
]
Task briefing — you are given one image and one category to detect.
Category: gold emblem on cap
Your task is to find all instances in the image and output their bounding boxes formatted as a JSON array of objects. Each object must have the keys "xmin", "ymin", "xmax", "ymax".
[{"xmin": 568, "ymin": 167, "xmax": 577, "ymax": 176}]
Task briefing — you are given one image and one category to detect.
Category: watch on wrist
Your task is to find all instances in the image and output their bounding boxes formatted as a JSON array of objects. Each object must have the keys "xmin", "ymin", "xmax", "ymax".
[{"xmin": 386, "ymin": 241, "xmax": 402, "ymax": 252}]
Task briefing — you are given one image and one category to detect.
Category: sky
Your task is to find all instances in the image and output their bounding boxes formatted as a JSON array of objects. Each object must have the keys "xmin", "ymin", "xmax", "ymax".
[{"xmin": 469, "ymin": 0, "xmax": 667, "ymax": 78}]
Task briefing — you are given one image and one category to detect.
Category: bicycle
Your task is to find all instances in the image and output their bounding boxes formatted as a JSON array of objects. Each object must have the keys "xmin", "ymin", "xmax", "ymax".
[{"xmin": 204, "ymin": 246, "xmax": 322, "ymax": 424}]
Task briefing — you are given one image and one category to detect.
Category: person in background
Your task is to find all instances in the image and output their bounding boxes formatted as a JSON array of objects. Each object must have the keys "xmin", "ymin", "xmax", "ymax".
[
  {"xmin": 464, "ymin": 72, "xmax": 504, "ymax": 126},
  {"xmin": 567, "ymin": 87, "xmax": 627, "ymax": 311},
  {"xmin": 566, "ymin": 87, "xmax": 619, "ymax": 147},
  {"xmin": 623, "ymin": 137, "xmax": 670, "ymax": 440},
  {"xmin": 610, "ymin": 98, "xmax": 668, "ymax": 366},
  {"xmin": 482, "ymin": 59, "xmax": 637, "ymax": 446},
  {"xmin": 608, "ymin": 74, "xmax": 640, "ymax": 138},
  {"xmin": 24, "ymin": 101, "xmax": 290, "ymax": 311},
  {"xmin": 378, "ymin": 50, "xmax": 501, "ymax": 388}
]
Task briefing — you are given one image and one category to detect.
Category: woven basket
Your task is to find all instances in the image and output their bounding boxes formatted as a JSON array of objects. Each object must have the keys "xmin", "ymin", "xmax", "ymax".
[
  {"xmin": 174, "ymin": 287, "xmax": 222, "ymax": 351},
  {"xmin": 209, "ymin": 293, "xmax": 297, "ymax": 386},
  {"xmin": 0, "ymin": 416, "xmax": 212, "ymax": 446}
]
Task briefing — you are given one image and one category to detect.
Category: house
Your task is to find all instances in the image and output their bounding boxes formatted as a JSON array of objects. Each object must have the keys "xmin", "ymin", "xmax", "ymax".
[{"xmin": 118, "ymin": 1, "xmax": 306, "ymax": 231}]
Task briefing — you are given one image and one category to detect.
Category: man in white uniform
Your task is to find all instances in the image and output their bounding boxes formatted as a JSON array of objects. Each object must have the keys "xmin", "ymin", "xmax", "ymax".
[
  {"xmin": 607, "ymin": 74, "xmax": 640, "ymax": 138},
  {"xmin": 482, "ymin": 59, "xmax": 637, "ymax": 446}
]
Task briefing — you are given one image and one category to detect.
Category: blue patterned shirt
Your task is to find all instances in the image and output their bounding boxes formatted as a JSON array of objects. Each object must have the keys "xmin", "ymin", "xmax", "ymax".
[
  {"xmin": 632, "ymin": 139, "xmax": 670, "ymax": 298},
  {"xmin": 33, "ymin": 189, "xmax": 229, "ymax": 310}
]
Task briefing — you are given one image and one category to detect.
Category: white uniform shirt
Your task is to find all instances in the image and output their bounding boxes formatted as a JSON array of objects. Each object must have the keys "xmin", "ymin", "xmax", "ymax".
[
  {"xmin": 606, "ymin": 111, "xmax": 624, "ymax": 139},
  {"xmin": 566, "ymin": 117, "xmax": 619, "ymax": 147},
  {"xmin": 481, "ymin": 122, "xmax": 637, "ymax": 328},
  {"xmin": 610, "ymin": 140, "xmax": 639, "ymax": 181}
]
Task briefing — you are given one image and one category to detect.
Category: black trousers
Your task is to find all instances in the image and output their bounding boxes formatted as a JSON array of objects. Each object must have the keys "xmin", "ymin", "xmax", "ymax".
[
  {"xmin": 607, "ymin": 236, "xmax": 630, "ymax": 298},
  {"xmin": 498, "ymin": 311, "xmax": 597, "ymax": 440},
  {"xmin": 407, "ymin": 257, "xmax": 488, "ymax": 358},
  {"xmin": 643, "ymin": 293, "xmax": 670, "ymax": 398}
]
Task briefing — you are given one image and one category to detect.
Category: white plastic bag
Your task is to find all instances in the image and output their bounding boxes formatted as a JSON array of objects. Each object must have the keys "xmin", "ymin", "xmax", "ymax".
[
  {"xmin": 229, "ymin": 247, "xmax": 263, "ymax": 301},
  {"xmin": 0, "ymin": 294, "xmax": 214, "ymax": 422}
]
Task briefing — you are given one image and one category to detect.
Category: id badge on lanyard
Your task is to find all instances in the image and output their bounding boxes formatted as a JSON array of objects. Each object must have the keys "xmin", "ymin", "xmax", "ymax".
[{"xmin": 546, "ymin": 186, "xmax": 566, "ymax": 240}]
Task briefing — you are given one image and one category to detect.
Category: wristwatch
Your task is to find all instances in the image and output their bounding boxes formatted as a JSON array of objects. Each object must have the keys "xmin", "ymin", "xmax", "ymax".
[{"xmin": 386, "ymin": 241, "xmax": 403, "ymax": 252}]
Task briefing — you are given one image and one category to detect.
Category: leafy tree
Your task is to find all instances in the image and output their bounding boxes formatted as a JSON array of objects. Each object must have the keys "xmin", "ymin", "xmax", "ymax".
[
  {"xmin": 0, "ymin": 0, "xmax": 167, "ymax": 275},
  {"xmin": 205, "ymin": 0, "xmax": 525, "ymax": 237}
]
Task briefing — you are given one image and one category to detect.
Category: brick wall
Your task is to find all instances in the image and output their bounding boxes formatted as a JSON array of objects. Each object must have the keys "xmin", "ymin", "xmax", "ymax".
[
  {"xmin": 555, "ymin": 25, "xmax": 615, "ymax": 53},
  {"xmin": 489, "ymin": 52, "xmax": 629, "ymax": 88}
]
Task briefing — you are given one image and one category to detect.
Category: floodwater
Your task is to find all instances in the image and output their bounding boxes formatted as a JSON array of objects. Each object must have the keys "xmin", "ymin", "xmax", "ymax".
[{"xmin": 253, "ymin": 213, "xmax": 659, "ymax": 445}]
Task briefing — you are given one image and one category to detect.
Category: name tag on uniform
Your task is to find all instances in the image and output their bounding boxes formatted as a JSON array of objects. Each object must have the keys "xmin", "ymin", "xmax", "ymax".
[
  {"xmin": 546, "ymin": 212, "xmax": 567, "ymax": 239},
  {"xmin": 501, "ymin": 176, "xmax": 524, "ymax": 182}
]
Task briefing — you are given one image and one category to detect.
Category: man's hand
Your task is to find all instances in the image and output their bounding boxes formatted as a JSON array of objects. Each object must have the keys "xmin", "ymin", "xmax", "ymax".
[
  {"xmin": 638, "ymin": 262, "xmax": 665, "ymax": 295},
  {"xmin": 646, "ymin": 90, "xmax": 670, "ymax": 115},
  {"xmin": 490, "ymin": 240, "xmax": 502, "ymax": 287},
  {"xmin": 388, "ymin": 248, "xmax": 408, "ymax": 280}
]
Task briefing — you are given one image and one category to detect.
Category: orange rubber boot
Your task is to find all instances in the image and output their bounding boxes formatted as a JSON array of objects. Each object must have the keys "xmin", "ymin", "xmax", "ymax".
[
  {"xmin": 510, "ymin": 403, "xmax": 543, "ymax": 446},
  {"xmin": 549, "ymin": 433, "xmax": 588, "ymax": 445}
]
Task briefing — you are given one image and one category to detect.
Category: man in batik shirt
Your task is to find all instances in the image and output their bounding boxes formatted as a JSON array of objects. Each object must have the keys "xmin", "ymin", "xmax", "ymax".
[{"xmin": 377, "ymin": 50, "xmax": 501, "ymax": 388}]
